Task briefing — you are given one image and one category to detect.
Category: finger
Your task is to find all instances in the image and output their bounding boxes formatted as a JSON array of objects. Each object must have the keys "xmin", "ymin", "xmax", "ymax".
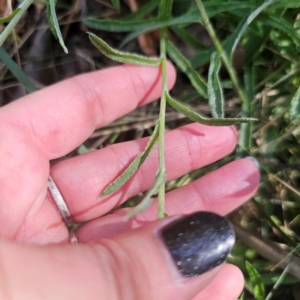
[
  {"xmin": 50, "ymin": 124, "xmax": 237, "ymax": 221},
  {"xmin": 13, "ymin": 123, "xmax": 236, "ymax": 244},
  {"xmin": 0, "ymin": 212, "xmax": 236, "ymax": 300},
  {"xmin": 0, "ymin": 121, "xmax": 53, "ymax": 239},
  {"xmin": 192, "ymin": 264, "xmax": 244, "ymax": 300},
  {"xmin": 77, "ymin": 158, "xmax": 259, "ymax": 242},
  {"xmin": 0, "ymin": 64, "xmax": 176, "ymax": 159}
]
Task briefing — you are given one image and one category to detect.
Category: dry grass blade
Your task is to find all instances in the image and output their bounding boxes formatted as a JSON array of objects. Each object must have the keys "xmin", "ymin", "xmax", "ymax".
[{"xmin": 233, "ymin": 223, "xmax": 300, "ymax": 279}]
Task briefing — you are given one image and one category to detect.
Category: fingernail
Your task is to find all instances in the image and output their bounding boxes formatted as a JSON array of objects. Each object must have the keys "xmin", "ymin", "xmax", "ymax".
[
  {"xmin": 245, "ymin": 156, "xmax": 260, "ymax": 169},
  {"xmin": 161, "ymin": 212, "xmax": 235, "ymax": 278}
]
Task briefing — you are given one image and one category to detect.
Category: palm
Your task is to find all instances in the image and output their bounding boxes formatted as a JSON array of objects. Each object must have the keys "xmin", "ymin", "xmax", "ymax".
[{"xmin": 0, "ymin": 65, "xmax": 259, "ymax": 299}]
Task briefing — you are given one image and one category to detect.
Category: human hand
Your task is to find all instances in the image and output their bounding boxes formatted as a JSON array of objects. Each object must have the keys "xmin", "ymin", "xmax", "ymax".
[{"xmin": 0, "ymin": 63, "xmax": 259, "ymax": 299}]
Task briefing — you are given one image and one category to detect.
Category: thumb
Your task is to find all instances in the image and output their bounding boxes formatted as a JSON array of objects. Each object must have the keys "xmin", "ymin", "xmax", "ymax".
[{"xmin": 0, "ymin": 212, "xmax": 236, "ymax": 300}]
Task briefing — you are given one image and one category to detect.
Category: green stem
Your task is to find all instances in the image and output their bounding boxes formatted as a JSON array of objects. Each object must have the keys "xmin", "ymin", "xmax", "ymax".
[
  {"xmin": 0, "ymin": 0, "xmax": 34, "ymax": 47},
  {"xmin": 157, "ymin": 27, "xmax": 168, "ymax": 219},
  {"xmin": 195, "ymin": 0, "xmax": 247, "ymax": 104}
]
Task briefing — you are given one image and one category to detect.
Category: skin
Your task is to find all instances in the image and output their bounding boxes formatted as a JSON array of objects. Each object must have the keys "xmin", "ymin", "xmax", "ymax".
[{"xmin": 0, "ymin": 63, "xmax": 260, "ymax": 299}]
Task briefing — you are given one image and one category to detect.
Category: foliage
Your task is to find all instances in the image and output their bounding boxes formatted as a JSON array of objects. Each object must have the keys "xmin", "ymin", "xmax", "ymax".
[{"xmin": 1, "ymin": 0, "xmax": 300, "ymax": 298}]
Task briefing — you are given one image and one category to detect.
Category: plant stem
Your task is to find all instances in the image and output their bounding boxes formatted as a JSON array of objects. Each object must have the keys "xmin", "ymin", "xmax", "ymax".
[
  {"xmin": 195, "ymin": 0, "xmax": 247, "ymax": 104},
  {"xmin": 0, "ymin": 0, "xmax": 34, "ymax": 47},
  {"xmin": 157, "ymin": 27, "xmax": 168, "ymax": 219}
]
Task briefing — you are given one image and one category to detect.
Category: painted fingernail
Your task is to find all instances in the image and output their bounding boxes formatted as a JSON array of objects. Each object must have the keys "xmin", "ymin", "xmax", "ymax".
[
  {"xmin": 245, "ymin": 156, "xmax": 260, "ymax": 169},
  {"xmin": 161, "ymin": 212, "xmax": 235, "ymax": 278}
]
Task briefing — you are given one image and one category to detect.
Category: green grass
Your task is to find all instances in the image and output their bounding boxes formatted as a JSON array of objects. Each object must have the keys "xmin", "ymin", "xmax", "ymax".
[{"xmin": 1, "ymin": 0, "xmax": 300, "ymax": 298}]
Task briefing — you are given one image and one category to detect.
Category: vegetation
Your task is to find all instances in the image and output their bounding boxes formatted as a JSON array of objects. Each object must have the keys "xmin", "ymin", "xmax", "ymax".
[{"xmin": 1, "ymin": 0, "xmax": 300, "ymax": 298}]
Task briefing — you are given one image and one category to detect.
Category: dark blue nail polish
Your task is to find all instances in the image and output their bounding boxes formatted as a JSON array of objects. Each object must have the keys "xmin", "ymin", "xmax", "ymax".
[{"xmin": 161, "ymin": 212, "xmax": 235, "ymax": 277}]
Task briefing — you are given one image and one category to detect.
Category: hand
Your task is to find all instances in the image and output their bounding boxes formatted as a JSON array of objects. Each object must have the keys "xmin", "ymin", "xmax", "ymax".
[{"xmin": 0, "ymin": 63, "xmax": 259, "ymax": 300}]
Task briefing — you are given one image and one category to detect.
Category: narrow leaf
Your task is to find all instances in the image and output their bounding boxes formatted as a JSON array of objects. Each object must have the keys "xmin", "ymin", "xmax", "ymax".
[
  {"xmin": 166, "ymin": 40, "xmax": 207, "ymax": 99},
  {"xmin": 85, "ymin": 2, "xmax": 253, "ymax": 46},
  {"xmin": 0, "ymin": 47, "xmax": 36, "ymax": 93},
  {"xmin": 0, "ymin": 0, "xmax": 34, "ymax": 47},
  {"xmin": 189, "ymin": 47, "xmax": 213, "ymax": 68},
  {"xmin": 88, "ymin": 32, "xmax": 160, "ymax": 66},
  {"xmin": 47, "ymin": 0, "xmax": 68, "ymax": 53},
  {"xmin": 224, "ymin": 0, "xmax": 281, "ymax": 58},
  {"xmin": 121, "ymin": 0, "xmax": 158, "ymax": 21},
  {"xmin": 261, "ymin": 14, "xmax": 300, "ymax": 47},
  {"xmin": 125, "ymin": 169, "xmax": 166, "ymax": 219},
  {"xmin": 111, "ymin": 0, "xmax": 120, "ymax": 12},
  {"xmin": 0, "ymin": 8, "xmax": 21, "ymax": 24},
  {"xmin": 100, "ymin": 122, "xmax": 160, "ymax": 197},
  {"xmin": 190, "ymin": 31, "xmax": 242, "ymax": 69},
  {"xmin": 239, "ymin": 64, "xmax": 254, "ymax": 152},
  {"xmin": 159, "ymin": 0, "xmax": 173, "ymax": 20},
  {"xmin": 289, "ymin": 86, "xmax": 300, "ymax": 124},
  {"xmin": 244, "ymin": 29, "xmax": 270, "ymax": 65},
  {"xmin": 165, "ymin": 92, "xmax": 257, "ymax": 126},
  {"xmin": 121, "ymin": 2, "xmax": 253, "ymax": 47},
  {"xmin": 208, "ymin": 52, "xmax": 224, "ymax": 117},
  {"xmin": 85, "ymin": 3, "xmax": 248, "ymax": 32},
  {"xmin": 171, "ymin": 26, "xmax": 206, "ymax": 50},
  {"xmin": 237, "ymin": 292, "xmax": 245, "ymax": 300},
  {"xmin": 265, "ymin": 263, "xmax": 293, "ymax": 300},
  {"xmin": 267, "ymin": 0, "xmax": 300, "ymax": 10},
  {"xmin": 260, "ymin": 273, "xmax": 300, "ymax": 285},
  {"xmin": 46, "ymin": 0, "xmax": 57, "ymax": 38},
  {"xmin": 85, "ymin": 17, "xmax": 160, "ymax": 32},
  {"xmin": 245, "ymin": 261, "xmax": 265, "ymax": 300}
]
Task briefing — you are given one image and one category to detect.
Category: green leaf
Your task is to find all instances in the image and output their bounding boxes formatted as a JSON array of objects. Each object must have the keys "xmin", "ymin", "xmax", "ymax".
[
  {"xmin": 173, "ymin": 0, "xmax": 193, "ymax": 16},
  {"xmin": 264, "ymin": 261, "xmax": 294, "ymax": 300},
  {"xmin": 244, "ymin": 29, "xmax": 271, "ymax": 65},
  {"xmin": 260, "ymin": 125, "xmax": 280, "ymax": 158},
  {"xmin": 190, "ymin": 32, "xmax": 239, "ymax": 69},
  {"xmin": 111, "ymin": 0, "xmax": 120, "ymax": 12},
  {"xmin": 171, "ymin": 26, "xmax": 206, "ymax": 50},
  {"xmin": 47, "ymin": 0, "xmax": 68, "ymax": 53},
  {"xmin": 190, "ymin": 20, "xmax": 270, "ymax": 68},
  {"xmin": 289, "ymin": 86, "xmax": 300, "ymax": 124},
  {"xmin": 46, "ymin": 0, "xmax": 57, "ymax": 38},
  {"xmin": 165, "ymin": 92, "xmax": 257, "ymax": 126},
  {"xmin": 224, "ymin": 0, "xmax": 281, "ymax": 59},
  {"xmin": 88, "ymin": 32, "xmax": 161, "ymax": 66},
  {"xmin": 0, "ymin": 0, "xmax": 34, "ymax": 47},
  {"xmin": 261, "ymin": 14, "xmax": 300, "ymax": 47},
  {"xmin": 189, "ymin": 47, "xmax": 214, "ymax": 68},
  {"xmin": 208, "ymin": 52, "xmax": 224, "ymax": 118},
  {"xmin": 0, "ymin": 47, "xmax": 37, "ymax": 93},
  {"xmin": 0, "ymin": 8, "xmax": 21, "ymax": 24},
  {"xmin": 85, "ymin": 2, "xmax": 253, "ymax": 46},
  {"xmin": 245, "ymin": 261, "xmax": 265, "ymax": 300},
  {"xmin": 125, "ymin": 169, "xmax": 166, "ymax": 219},
  {"xmin": 239, "ymin": 64, "xmax": 254, "ymax": 152},
  {"xmin": 237, "ymin": 292, "xmax": 245, "ymax": 300},
  {"xmin": 159, "ymin": 0, "xmax": 173, "ymax": 20},
  {"xmin": 266, "ymin": 0, "xmax": 300, "ymax": 10},
  {"xmin": 121, "ymin": 2, "xmax": 253, "ymax": 47},
  {"xmin": 121, "ymin": 0, "xmax": 158, "ymax": 21},
  {"xmin": 166, "ymin": 40, "xmax": 207, "ymax": 99},
  {"xmin": 100, "ymin": 122, "xmax": 160, "ymax": 197},
  {"xmin": 85, "ymin": 17, "xmax": 160, "ymax": 32},
  {"xmin": 260, "ymin": 273, "xmax": 300, "ymax": 285}
]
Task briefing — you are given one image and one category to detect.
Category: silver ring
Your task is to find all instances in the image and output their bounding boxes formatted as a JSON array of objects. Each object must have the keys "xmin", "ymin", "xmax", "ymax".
[{"xmin": 47, "ymin": 175, "xmax": 79, "ymax": 244}]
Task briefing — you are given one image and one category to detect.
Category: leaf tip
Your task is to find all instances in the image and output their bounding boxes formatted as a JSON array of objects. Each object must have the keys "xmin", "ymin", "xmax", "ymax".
[
  {"xmin": 99, "ymin": 191, "xmax": 108, "ymax": 198},
  {"xmin": 98, "ymin": 187, "xmax": 112, "ymax": 198}
]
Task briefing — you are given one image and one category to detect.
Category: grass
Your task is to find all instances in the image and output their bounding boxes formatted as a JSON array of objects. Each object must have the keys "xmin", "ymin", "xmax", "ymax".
[{"xmin": 1, "ymin": 0, "xmax": 300, "ymax": 299}]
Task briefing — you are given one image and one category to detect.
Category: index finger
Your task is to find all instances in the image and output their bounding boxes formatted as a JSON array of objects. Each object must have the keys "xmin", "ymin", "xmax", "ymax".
[{"xmin": 0, "ymin": 64, "xmax": 176, "ymax": 159}]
